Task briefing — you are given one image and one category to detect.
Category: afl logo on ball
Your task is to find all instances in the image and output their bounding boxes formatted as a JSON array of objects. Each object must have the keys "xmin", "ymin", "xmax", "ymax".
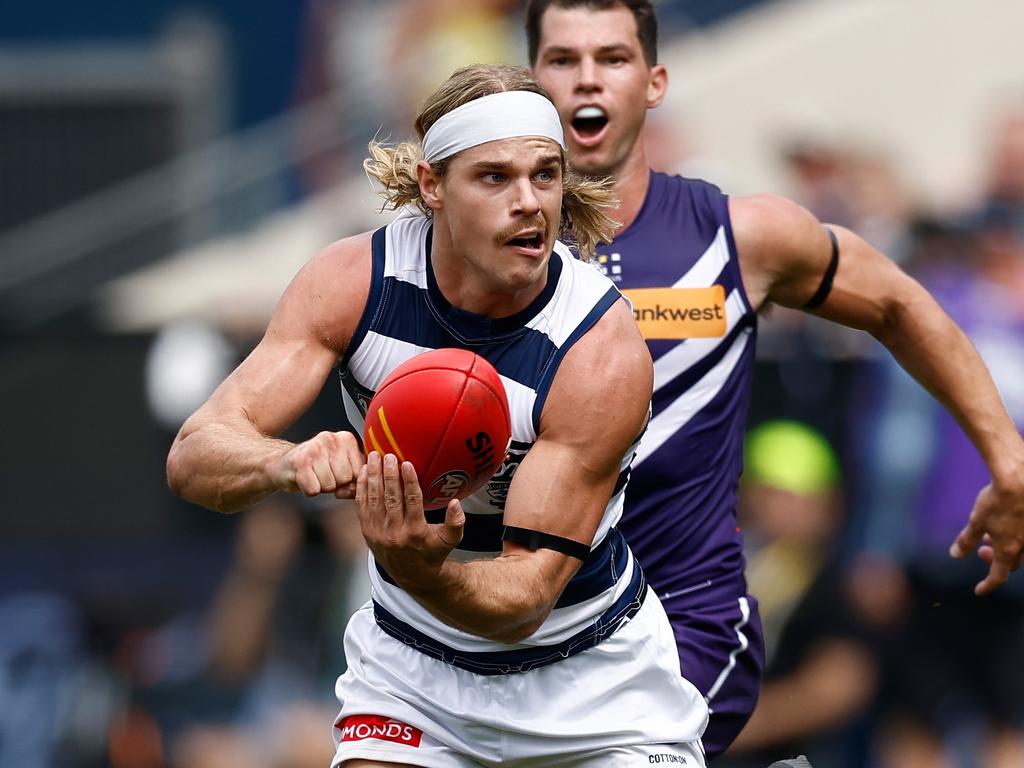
[{"xmin": 427, "ymin": 471, "xmax": 470, "ymax": 505}]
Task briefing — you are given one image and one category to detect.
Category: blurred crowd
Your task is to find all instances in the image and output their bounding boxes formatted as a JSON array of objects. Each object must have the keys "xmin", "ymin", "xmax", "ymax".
[
  {"xmin": 291, "ymin": 0, "xmax": 708, "ymax": 193},
  {"xmin": 3, "ymin": 1, "xmax": 1024, "ymax": 767},
  {"xmin": 718, "ymin": 104, "xmax": 1024, "ymax": 768}
]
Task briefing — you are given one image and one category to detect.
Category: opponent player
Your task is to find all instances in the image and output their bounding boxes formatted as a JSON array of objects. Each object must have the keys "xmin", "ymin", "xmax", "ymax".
[
  {"xmin": 527, "ymin": 0, "xmax": 1024, "ymax": 757},
  {"xmin": 167, "ymin": 64, "xmax": 709, "ymax": 766}
]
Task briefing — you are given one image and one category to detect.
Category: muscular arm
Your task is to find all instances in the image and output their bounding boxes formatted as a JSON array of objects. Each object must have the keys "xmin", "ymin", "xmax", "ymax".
[
  {"xmin": 166, "ymin": 232, "xmax": 372, "ymax": 513},
  {"xmin": 358, "ymin": 299, "xmax": 653, "ymax": 643},
  {"xmin": 733, "ymin": 194, "xmax": 1024, "ymax": 592}
]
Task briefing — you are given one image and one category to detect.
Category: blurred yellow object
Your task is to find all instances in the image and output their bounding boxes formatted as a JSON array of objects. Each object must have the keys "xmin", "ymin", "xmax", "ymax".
[{"xmin": 744, "ymin": 420, "xmax": 840, "ymax": 496}]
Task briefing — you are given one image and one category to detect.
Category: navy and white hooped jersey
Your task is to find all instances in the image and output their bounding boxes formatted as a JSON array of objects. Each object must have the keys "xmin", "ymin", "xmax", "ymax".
[
  {"xmin": 338, "ymin": 212, "xmax": 646, "ymax": 675},
  {"xmin": 593, "ymin": 172, "xmax": 758, "ymax": 601}
]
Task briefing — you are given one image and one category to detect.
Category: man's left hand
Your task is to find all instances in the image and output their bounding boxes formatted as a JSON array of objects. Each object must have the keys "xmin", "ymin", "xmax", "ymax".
[
  {"xmin": 355, "ymin": 451, "xmax": 465, "ymax": 587},
  {"xmin": 950, "ymin": 479, "xmax": 1024, "ymax": 594}
]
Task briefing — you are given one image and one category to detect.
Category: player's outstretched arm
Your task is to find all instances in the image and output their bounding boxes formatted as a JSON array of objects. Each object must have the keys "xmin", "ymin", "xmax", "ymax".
[
  {"xmin": 166, "ymin": 233, "xmax": 372, "ymax": 513},
  {"xmin": 357, "ymin": 297, "xmax": 653, "ymax": 643},
  {"xmin": 733, "ymin": 194, "xmax": 1024, "ymax": 594}
]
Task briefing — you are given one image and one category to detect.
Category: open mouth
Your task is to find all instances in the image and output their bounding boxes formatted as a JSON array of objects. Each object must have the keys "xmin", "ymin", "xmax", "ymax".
[
  {"xmin": 506, "ymin": 233, "xmax": 544, "ymax": 250},
  {"xmin": 572, "ymin": 106, "xmax": 609, "ymax": 140}
]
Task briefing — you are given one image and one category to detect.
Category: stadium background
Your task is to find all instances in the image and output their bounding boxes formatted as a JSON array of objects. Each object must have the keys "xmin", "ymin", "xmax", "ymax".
[{"xmin": 1, "ymin": 1, "xmax": 1023, "ymax": 766}]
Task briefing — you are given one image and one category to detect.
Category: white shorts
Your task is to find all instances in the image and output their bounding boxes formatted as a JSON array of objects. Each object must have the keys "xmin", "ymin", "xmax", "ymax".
[{"xmin": 331, "ymin": 589, "xmax": 708, "ymax": 767}]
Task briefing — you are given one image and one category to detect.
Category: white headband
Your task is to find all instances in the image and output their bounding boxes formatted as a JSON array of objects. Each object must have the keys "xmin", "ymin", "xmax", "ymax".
[{"xmin": 421, "ymin": 90, "xmax": 566, "ymax": 163}]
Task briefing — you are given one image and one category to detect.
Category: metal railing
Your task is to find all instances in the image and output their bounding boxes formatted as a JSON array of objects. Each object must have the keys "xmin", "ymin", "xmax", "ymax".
[{"xmin": 0, "ymin": 86, "xmax": 362, "ymax": 331}]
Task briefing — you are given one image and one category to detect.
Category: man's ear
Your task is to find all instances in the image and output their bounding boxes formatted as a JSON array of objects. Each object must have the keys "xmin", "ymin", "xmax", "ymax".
[
  {"xmin": 417, "ymin": 160, "xmax": 444, "ymax": 211},
  {"xmin": 647, "ymin": 64, "xmax": 668, "ymax": 109}
]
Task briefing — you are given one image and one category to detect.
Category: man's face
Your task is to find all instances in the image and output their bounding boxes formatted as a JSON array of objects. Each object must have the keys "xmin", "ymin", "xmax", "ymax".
[
  {"xmin": 532, "ymin": 4, "xmax": 665, "ymax": 177},
  {"xmin": 429, "ymin": 137, "xmax": 563, "ymax": 296}
]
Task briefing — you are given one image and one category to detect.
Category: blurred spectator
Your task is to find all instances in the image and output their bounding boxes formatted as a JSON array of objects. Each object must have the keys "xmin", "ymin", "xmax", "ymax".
[
  {"xmin": 781, "ymin": 138, "xmax": 912, "ymax": 258},
  {"xmin": 102, "ymin": 496, "xmax": 368, "ymax": 768},
  {"xmin": 759, "ymin": 138, "xmax": 914, "ymax": 365},
  {"xmin": 292, "ymin": 0, "xmax": 408, "ymax": 194},
  {"xmin": 721, "ymin": 421, "xmax": 884, "ymax": 768},
  {"xmin": 848, "ymin": 202, "xmax": 1024, "ymax": 767},
  {"xmin": 738, "ymin": 421, "xmax": 842, "ymax": 656},
  {"xmin": 387, "ymin": 0, "xmax": 525, "ymax": 125},
  {"xmin": 291, "ymin": 0, "xmax": 526, "ymax": 195},
  {"xmin": 0, "ymin": 593, "xmax": 87, "ymax": 768},
  {"xmin": 985, "ymin": 105, "xmax": 1024, "ymax": 214},
  {"xmin": 726, "ymin": 557, "xmax": 884, "ymax": 768}
]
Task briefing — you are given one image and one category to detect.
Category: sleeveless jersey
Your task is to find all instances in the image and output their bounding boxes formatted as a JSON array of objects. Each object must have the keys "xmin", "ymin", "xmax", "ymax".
[
  {"xmin": 594, "ymin": 172, "xmax": 757, "ymax": 600},
  {"xmin": 338, "ymin": 213, "xmax": 646, "ymax": 674}
]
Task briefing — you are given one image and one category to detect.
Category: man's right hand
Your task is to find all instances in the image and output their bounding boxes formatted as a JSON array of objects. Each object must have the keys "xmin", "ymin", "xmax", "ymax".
[{"xmin": 269, "ymin": 430, "xmax": 365, "ymax": 498}]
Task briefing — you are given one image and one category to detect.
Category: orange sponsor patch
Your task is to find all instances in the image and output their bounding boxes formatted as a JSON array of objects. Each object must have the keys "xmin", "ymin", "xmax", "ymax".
[{"xmin": 623, "ymin": 286, "xmax": 727, "ymax": 339}]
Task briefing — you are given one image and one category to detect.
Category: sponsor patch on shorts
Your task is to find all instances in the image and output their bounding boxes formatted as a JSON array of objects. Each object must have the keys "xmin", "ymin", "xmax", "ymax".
[{"xmin": 336, "ymin": 715, "xmax": 423, "ymax": 747}]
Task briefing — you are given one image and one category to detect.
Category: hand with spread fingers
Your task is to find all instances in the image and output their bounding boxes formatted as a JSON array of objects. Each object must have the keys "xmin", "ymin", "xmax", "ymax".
[
  {"xmin": 951, "ymin": 477, "xmax": 1024, "ymax": 594},
  {"xmin": 355, "ymin": 452, "xmax": 465, "ymax": 587}
]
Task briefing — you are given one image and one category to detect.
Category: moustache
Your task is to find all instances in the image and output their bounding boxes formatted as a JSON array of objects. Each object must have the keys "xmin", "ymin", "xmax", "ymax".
[{"xmin": 494, "ymin": 217, "xmax": 549, "ymax": 247}]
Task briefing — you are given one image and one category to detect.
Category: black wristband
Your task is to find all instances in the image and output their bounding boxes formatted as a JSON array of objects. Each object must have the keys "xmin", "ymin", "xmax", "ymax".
[
  {"xmin": 502, "ymin": 525, "xmax": 591, "ymax": 560},
  {"xmin": 802, "ymin": 226, "xmax": 840, "ymax": 310}
]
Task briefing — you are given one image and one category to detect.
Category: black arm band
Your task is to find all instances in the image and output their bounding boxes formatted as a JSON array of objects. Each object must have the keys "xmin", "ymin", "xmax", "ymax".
[
  {"xmin": 802, "ymin": 226, "xmax": 840, "ymax": 310},
  {"xmin": 502, "ymin": 525, "xmax": 591, "ymax": 560}
]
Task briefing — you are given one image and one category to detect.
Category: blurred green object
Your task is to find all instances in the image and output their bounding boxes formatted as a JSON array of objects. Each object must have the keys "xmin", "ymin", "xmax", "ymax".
[{"xmin": 744, "ymin": 420, "xmax": 840, "ymax": 495}]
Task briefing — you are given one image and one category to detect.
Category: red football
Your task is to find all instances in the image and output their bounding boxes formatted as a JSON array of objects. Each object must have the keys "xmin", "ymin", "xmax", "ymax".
[{"xmin": 362, "ymin": 348, "xmax": 512, "ymax": 509}]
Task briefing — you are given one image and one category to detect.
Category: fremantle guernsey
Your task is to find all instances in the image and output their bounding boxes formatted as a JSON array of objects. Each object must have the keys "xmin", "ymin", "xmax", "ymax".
[
  {"xmin": 594, "ymin": 172, "xmax": 757, "ymax": 603},
  {"xmin": 338, "ymin": 212, "xmax": 645, "ymax": 675}
]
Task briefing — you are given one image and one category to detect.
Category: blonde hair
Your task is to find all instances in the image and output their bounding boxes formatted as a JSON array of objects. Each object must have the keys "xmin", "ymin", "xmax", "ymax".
[{"xmin": 364, "ymin": 64, "xmax": 618, "ymax": 260}]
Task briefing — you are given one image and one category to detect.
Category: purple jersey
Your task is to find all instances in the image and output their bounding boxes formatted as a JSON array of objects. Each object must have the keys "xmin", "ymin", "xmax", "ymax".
[
  {"xmin": 594, "ymin": 172, "xmax": 763, "ymax": 757},
  {"xmin": 595, "ymin": 171, "xmax": 757, "ymax": 597}
]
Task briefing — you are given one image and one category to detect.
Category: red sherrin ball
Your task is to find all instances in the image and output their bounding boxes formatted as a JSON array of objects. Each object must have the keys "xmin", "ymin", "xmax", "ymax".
[{"xmin": 363, "ymin": 348, "xmax": 512, "ymax": 509}]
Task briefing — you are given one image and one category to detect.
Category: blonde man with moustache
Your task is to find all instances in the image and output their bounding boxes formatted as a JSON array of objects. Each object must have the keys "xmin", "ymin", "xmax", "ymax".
[{"xmin": 168, "ymin": 63, "xmax": 709, "ymax": 767}]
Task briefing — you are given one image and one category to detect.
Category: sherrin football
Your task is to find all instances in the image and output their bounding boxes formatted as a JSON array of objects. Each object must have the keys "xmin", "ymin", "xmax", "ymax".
[{"xmin": 362, "ymin": 348, "xmax": 512, "ymax": 509}]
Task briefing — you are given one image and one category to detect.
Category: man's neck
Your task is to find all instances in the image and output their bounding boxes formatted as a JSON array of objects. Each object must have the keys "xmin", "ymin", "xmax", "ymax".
[{"xmin": 606, "ymin": 147, "xmax": 652, "ymax": 235}]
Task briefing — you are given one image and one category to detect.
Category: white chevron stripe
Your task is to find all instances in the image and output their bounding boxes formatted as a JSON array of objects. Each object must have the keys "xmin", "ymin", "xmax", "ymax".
[
  {"xmin": 384, "ymin": 214, "xmax": 430, "ymax": 287},
  {"xmin": 341, "ymin": 386, "xmax": 365, "ymax": 433},
  {"xmin": 672, "ymin": 225, "xmax": 729, "ymax": 288},
  {"xmin": 653, "ymin": 288, "xmax": 744, "ymax": 392},
  {"xmin": 350, "ymin": 333, "xmax": 432, "ymax": 390},
  {"xmin": 705, "ymin": 596, "xmax": 752, "ymax": 707},
  {"xmin": 351, "ymin": 332, "xmax": 538, "ymax": 443},
  {"xmin": 501, "ymin": 374, "xmax": 540, "ymax": 443},
  {"xmin": 633, "ymin": 327, "xmax": 752, "ymax": 468},
  {"xmin": 530, "ymin": 244, "xmax": 618, "ymax": 347},
  {"xmin": 369, "ymin": 550, "xmax": 636, "ymax": 651}
]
